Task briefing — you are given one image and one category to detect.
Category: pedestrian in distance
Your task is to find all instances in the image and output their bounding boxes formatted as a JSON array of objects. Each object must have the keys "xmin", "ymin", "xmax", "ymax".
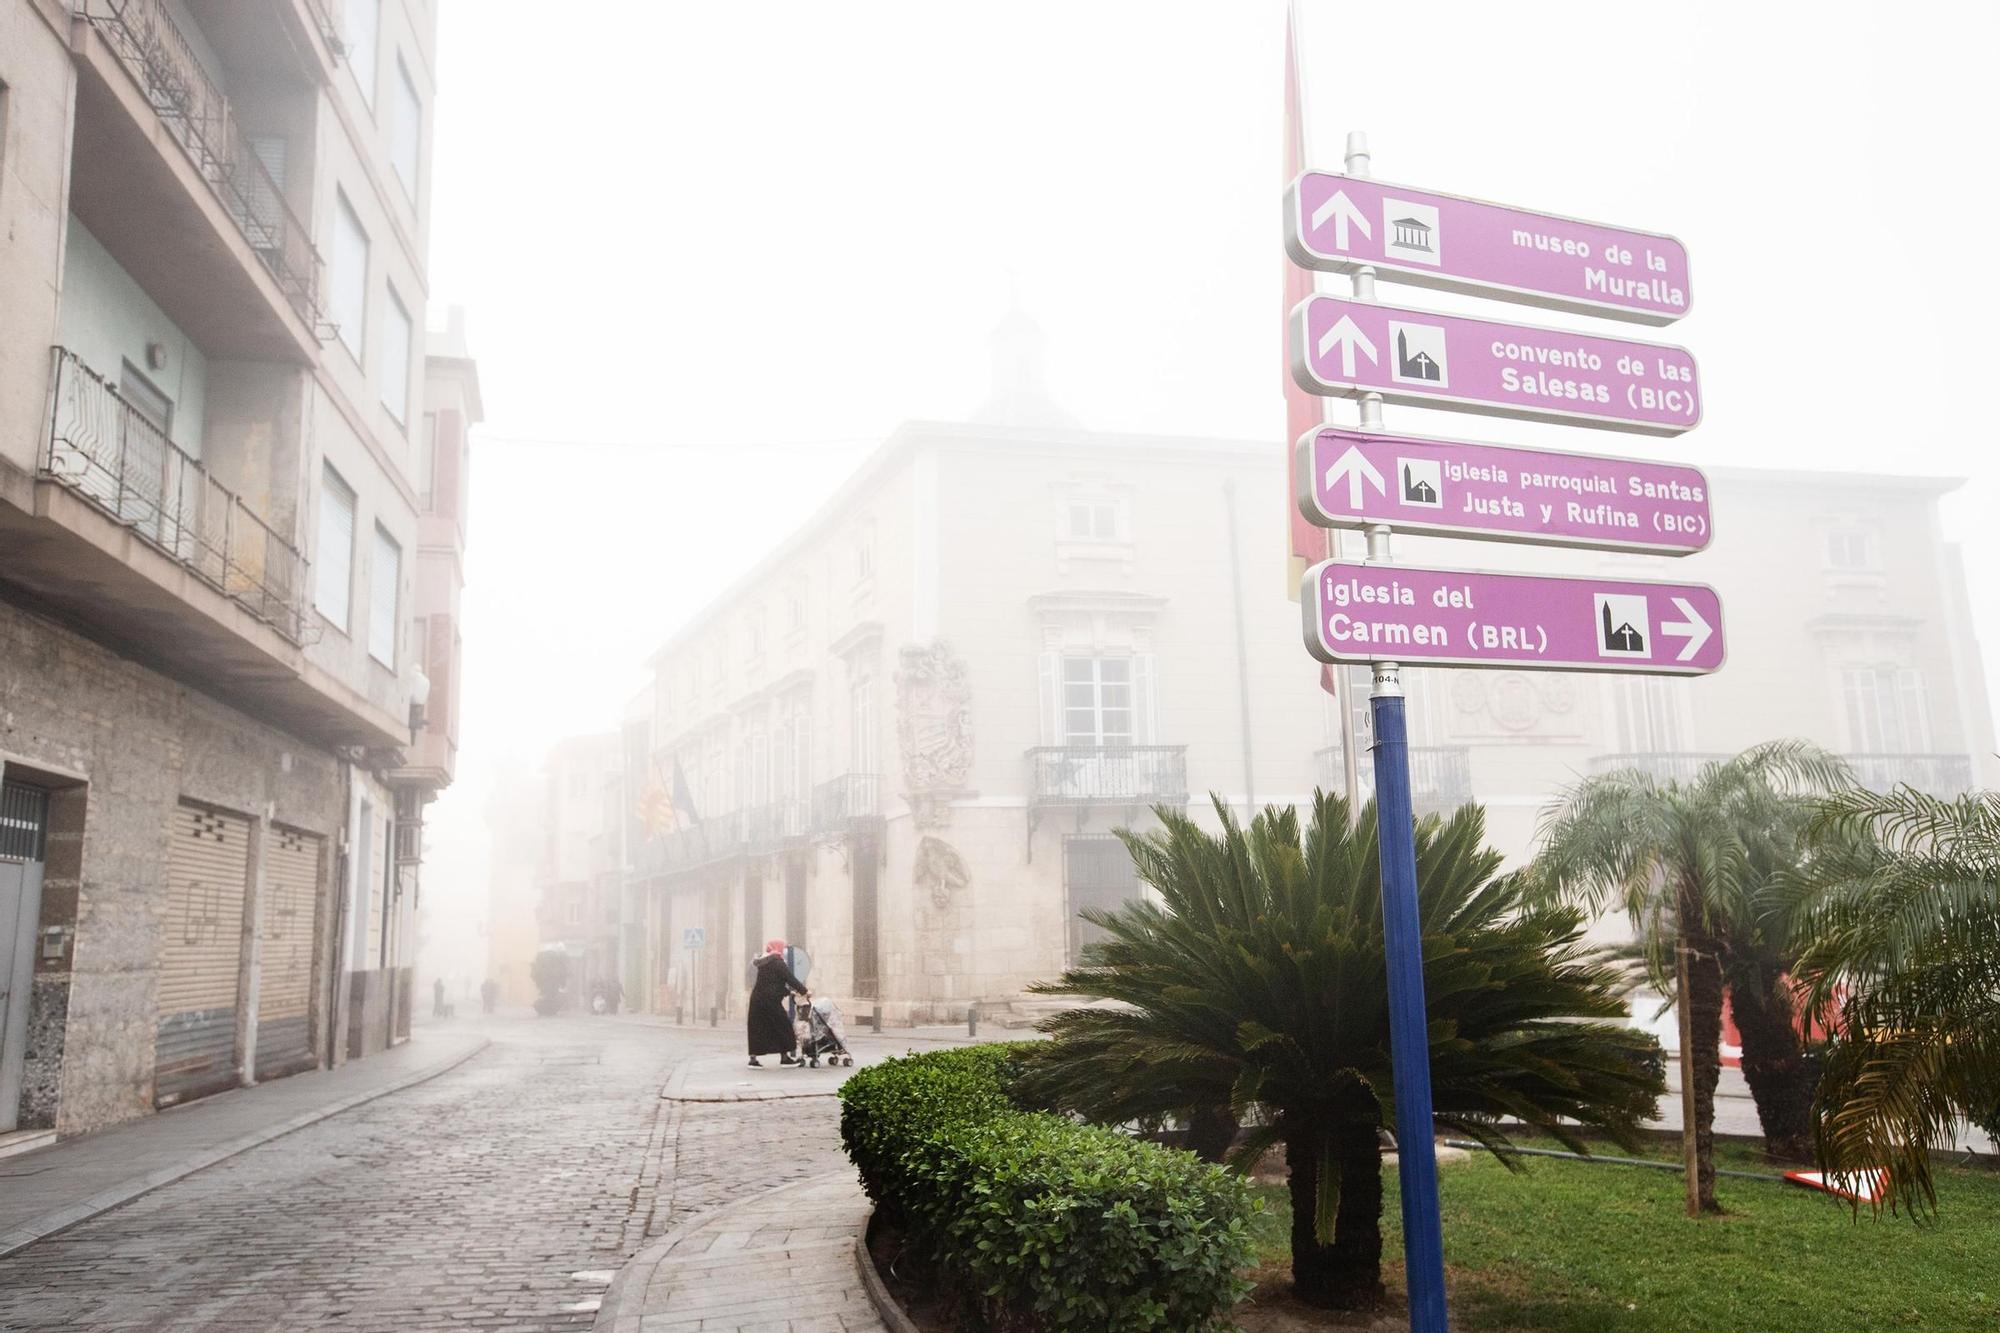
[
  {"xmin": 747, "ymin": 937, "xmax": 809, "ymax": 1068},
  {"xmin": 432, "ymin": 976, "xmax": 446, "ymax": 1018},
  {"xmin": 480, "ymin": 977, "xmax": 497, "ymax": 1014}
]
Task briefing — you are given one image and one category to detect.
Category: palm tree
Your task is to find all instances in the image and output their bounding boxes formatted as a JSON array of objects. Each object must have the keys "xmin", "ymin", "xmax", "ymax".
[
  {"xmin": 1018, "ymin": 794, "xmax": 1661, "ymax": 1309},
  {"xmin": 1792, "ymin": 785, "xmax": 2000, "ymax": 1213},
  {"xmin": 1528, "ymin": 741, "xmax": 1850, "ymax": 1207}
]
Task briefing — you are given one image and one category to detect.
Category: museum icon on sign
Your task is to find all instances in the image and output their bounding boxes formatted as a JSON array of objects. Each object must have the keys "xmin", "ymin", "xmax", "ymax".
[{"xmin": 1382, "ymin": 198, "xmax": 1442, "ymax": 267}]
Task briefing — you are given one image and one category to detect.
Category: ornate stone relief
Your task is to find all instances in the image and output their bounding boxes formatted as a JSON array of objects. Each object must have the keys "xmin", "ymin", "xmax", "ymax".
[
  {"xmin": 1450, "ymin": 670, "xmax": 1582, "ymax": 739},
  {"xmin": 913, "ymin": 835, "xmax": 972, "ymax": 908},
  {"xmin": 896, "ymin": 640, "xmax": 973, "ymax": 826}
]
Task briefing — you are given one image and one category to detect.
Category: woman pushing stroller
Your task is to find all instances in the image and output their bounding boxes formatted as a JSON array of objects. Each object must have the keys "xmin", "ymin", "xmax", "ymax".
[{"xmin": 746, "ymin": 938, "xmax": 809, "ymax": 1067}]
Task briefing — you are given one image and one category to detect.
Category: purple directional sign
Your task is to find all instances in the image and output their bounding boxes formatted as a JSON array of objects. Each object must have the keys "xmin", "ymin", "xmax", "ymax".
[
  {"xmin": 1289, "ymin": 295, "xmax": 1700, "ymax": 435},
  {"xmin": 1295, "ymin": 427, "xmax": 1712, "ymax": 554},
  {"xmin": 1284, "ymin": 172, "xmax": 1691, "ymax": 325},
  {"xmin": 1300, "ymin": 559, "xmax": 1724, "ymax": 676}
]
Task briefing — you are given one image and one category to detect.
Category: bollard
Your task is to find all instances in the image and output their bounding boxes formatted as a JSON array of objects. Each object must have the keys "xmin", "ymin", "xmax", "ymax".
[
  {"xmin": 709, "ymin": 1004, "xmax": 718, "ymax": 1028},
  {"xmin": 968, "ymin": 1001, "xmax": 979, "ymax": 1038}
]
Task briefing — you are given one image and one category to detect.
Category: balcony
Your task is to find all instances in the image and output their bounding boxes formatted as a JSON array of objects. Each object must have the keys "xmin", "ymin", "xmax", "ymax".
[
  {"xmin": 1844, "ymin": 753, "xmax": 1974, "ymax": 797},
  {"xmin": 1585, "ymin": 752, "xmax": 1730, "ymax": 784},
  {"xmin": 69, "ymin": 0, "xmax": 323, "ymax": 359},
  {"xmin": 812, "ymin": 773, "xmax": 882, "ymax": 831},
  {"xmin": 42, "ymin": 347, "xmax": 310, "ymax": 641},
  {"xmin": 1588, "ymin": 751, "xmax": 1975, "ymax": 798},
  {"xmin": 1313, "ymin": 745, "xmax": 1474, "ymax": 817},
  {"xmin": 1028, "ymin": 746, "xmax": 1189, "ymax": 808},
  {"xmin": 0, "ymin": 347, "xmax": 405, "ymax": 750}
]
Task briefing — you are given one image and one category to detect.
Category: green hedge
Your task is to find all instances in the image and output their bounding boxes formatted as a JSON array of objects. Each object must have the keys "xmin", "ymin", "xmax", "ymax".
[{"xmin": 839, "ymin": 1044, "xmax": 1255, "ymax": 1332}]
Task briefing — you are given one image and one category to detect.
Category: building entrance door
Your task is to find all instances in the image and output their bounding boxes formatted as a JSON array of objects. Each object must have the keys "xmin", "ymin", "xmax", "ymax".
[
  {"xmin": 1, "ymin": 782, "xmax": 50, "ymax": 1134},
  {"xmin": 1063, "ymin": 835, "xmax": 1141, "ymax": 964}
]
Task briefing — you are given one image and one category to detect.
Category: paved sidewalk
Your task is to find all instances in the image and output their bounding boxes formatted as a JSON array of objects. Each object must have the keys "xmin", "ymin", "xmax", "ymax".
[
  {"xmin": 0, "ymin": 1027, "xmax": 487, "ymax": 1258},
  {"xmin": 595, "ymin": 1171, "xmax": 885, "ymax": 1333}
]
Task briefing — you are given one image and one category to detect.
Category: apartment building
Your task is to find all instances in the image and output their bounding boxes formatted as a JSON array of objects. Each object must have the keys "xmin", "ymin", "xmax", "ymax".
[
  {"xmin": 618, "ymin": 326, "xmax": 1996, "ymax": 1028},
  {"xmin": 0, "ymin": 0, "xmax": 467, "ymax": 1140},
  {"xmin": 532, "ymin": 733, "xmax": 623, "ymax": 1010}
]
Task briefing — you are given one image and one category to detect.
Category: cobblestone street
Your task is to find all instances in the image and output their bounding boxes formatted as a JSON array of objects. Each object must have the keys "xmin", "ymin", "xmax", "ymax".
[{"xmin": 0, "ymin": 1018, "xmax": 852, "ymax": 1332}]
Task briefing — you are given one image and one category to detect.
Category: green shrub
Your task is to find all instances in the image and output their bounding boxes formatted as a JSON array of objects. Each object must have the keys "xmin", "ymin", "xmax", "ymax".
[{"xmin": 840, "ymin": 1043, "xmax": 1255, "ymax": 1332}]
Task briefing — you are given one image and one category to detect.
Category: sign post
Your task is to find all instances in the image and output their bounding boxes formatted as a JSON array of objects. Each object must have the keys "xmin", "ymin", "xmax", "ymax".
[
  {"xmin": 1337, "ymin": 131, "xmax": 1450, "ymax": 1333},
  {"xmin": 1284, "ymin": 125, "xmax": 1709, "ymax": 1331}
]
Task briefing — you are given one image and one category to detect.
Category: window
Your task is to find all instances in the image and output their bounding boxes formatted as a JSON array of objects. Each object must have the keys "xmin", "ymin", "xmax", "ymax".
[
  {"xmin": 118, "ymin": 362, "xmax": 174, "ymax": 435},
  {"xmin": 1063, "ymin": 657, "xmax": 1131, "ymax": 745},
  {"xmin": 1842, "ymin": 666, "xmax": 1930, "ymax": 754},
  {"xmin": 316, "ymin": 466, "xmax": 356, "ymax": 629},
  {"xmin": 1826, "ymin": 528, "xmax": 1878, "ymax": 571},
  {"xmin": 369, "ymin": 525, "xmax": 400, "ymax": 667},
  {"xmin": 391, "ymin": 57, "xmax": 421, "ymax": 197},
  {"xmin": 1045, "ymin": 654, "xmax": 1158, "ymax": 747},
  {"xmin": 417, "ymin": 413, "xmax": 437, "ymax": 510},
  {"xmin": 854, "ymin": 539, "xmax": 874, "ymax": 582},
  {"xmin": 1067, "ymin": 501, "xmax": 1121, "ymax": 541},
  {"xmin": 345, "ymin": 0, "xmax": 380, "ymax": 108},
  {"xmin": 331, "ymin": 192, "xmax": 369, "ymax": 357},
  {"xmin": 1608, "ymin": 676, "xmax": 1689, "ymax": 754},
  {"xmin": 850, "ymin": 677, "xmax": 877, "ymax": 773},
  {"xmin": 787, "ymin": 589, "xmax": 805, "ymax": 632},
  {"xmin": 380, "ymin": 286, "xmax": 413, "ymax": 426}
]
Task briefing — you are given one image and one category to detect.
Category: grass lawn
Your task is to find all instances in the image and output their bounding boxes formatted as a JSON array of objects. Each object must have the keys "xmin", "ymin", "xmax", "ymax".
[{"xmin": 1249, "ymin": 1139, "xmax": 2000, "ymax": 1331}]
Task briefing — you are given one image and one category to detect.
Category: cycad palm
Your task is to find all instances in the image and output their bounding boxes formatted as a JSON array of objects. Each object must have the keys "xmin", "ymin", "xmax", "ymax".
[
  {"xmin": 1019, "ymin": 794, "xmax": 1660, "ymax": 1308},
  {"xmin": 1793, "ymin": 785, "xmax": 2000, "ymax": 1213},
  {"xmin": 1528, "ymin": 741, "xmax": 1849, "ymax": 1207}
]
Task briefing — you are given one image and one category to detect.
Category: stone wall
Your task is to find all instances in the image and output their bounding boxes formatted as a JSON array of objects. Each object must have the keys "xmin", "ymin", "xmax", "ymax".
[{"xmin": 0, "ymin": 593, "xmax": 344, "ymax": 1136}]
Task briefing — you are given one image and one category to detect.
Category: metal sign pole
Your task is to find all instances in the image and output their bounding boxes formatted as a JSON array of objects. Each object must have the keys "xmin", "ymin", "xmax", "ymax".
[{"xmin": 1348, "ymin": 129, "xmax": 1449, "ymax": 1333}]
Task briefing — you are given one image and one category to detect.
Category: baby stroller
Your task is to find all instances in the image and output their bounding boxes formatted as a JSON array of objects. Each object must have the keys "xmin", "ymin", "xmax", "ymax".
[{"xmin": 799, "ymin": 996, "xmax": 854, "ymax": 1068}]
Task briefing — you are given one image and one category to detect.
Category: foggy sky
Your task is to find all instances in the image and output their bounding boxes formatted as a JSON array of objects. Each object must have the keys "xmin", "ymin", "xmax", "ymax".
[{"xmin": 413, "ymin": 1, "xmax": 2000, "ymax": 984}]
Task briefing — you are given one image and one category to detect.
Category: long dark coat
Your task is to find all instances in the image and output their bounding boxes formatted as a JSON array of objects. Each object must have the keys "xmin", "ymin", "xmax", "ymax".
[{"xmin": 747, "ymin": 953, "xmax": 808, "ymax": 1056}]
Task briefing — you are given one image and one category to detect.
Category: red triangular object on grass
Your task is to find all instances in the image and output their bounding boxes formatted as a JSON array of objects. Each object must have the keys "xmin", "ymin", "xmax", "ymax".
[{"xmin": 1783, "ymin": 1168, "xmax": 1889, "ymax": 1204}]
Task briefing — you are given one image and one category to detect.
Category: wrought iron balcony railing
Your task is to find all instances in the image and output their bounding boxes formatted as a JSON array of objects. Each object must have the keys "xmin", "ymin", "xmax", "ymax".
[
  {"xmin": 1589, "ymin": 751, "xmax": 1974, "ymax": 799},
  {"xmin": 1313, "ymin": 745, "xmax": 1473, "ymax": 817},
  {"xmin": 42, "ymin": 347, "xmax": 312, "ymax": 643},
  {"xmin": 82, "ymin": 0, "xmax": 324, "ymax": 328},
  {"xmin": 812, "ymin": 773, "xmax": 881, "ymax": 831},
  {"xmin": 1841, "ymin": 753, "xmax": 1973, "ymax": 798},
  {"xmin": 1028, "ymin": 746, "xmax": 1189, "ymax": 806},
  {"xmin": 1585, "ymin": 752, "xmax": 1731, "ymax": 784}
]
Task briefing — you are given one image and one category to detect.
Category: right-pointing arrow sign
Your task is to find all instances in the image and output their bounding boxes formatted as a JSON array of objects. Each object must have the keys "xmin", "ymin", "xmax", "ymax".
[{"xmin": 1661, "ymin": 596, "xmax": 1713, "ymax": 662}]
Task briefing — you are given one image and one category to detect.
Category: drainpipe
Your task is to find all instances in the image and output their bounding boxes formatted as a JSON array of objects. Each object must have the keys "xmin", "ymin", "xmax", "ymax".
[{"xmin": 1223, "ymin": 478, "xmax": 1258, "ymax": 814}]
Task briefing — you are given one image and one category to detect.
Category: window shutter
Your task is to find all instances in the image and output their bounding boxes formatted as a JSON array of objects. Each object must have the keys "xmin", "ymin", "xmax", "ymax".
[
  {"xmin": 1038, "ymin": 651, "xmax": 1059, "ymax": 746},
  {"xmin": 369, "ymin": 526, "xmax": 400, "ymax": 666},
  {"xmin": 316, "ymin": 470, "xmax": 355, "ymax": 628},
  {"xmin": 1134, "ymin": 654, "xmax": 1158, "ymax": 745}
]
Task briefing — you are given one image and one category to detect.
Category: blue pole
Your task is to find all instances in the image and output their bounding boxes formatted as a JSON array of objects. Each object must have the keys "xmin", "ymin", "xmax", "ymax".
[{"xmin": 1370, "ymin": 691, "xmax": 1449, "ymax": 1332}]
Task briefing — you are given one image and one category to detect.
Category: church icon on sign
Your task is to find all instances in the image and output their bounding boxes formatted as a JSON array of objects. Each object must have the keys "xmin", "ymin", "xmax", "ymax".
[
  {"xmin": 1594, "ymin": 594, "xmax": 1650, "ymax": 658},
  {"xmin": 1389, "ymin": 321, "xmax": 1448, "ymax": 387},
  {"xmin": 1398, "ymin": 457, "xmax": 1442, "ymax": 509}
]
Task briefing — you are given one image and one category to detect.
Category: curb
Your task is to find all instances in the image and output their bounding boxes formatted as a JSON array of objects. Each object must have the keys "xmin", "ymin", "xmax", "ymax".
[
  {"xmin": 593, "ymin": 1170, "xmax": 856, "ymax": 1333},
  {"xmin": 658, "ymin": 1055, "xmax": 850, "ymax": 1103},
  {"xmin": 854, "ymin": 1206, "xmax": 923, "ymax": 1333},
  {"xmin": 0, "ymin": 1035, "xmax": 490, "ymax": 1260}
]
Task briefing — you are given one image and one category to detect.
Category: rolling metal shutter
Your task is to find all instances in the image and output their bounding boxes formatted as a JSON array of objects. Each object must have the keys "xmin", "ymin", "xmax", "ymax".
[
  {"xmin": 156, "ymin": 803, "xmax": 247, "ymax": 1107},
  {"xmin": 255, "ymin": 824, "xmax": 321, "ymax": 1079}
]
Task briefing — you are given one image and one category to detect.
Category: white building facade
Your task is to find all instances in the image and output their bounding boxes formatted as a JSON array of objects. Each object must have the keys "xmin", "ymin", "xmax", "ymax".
[
  {"xmin": 0, "ymin": 0, "xmax": 467, "ymax": 1137},
  {"xmin": 623, "ymin": 388, "xmax": 1995, "ymax": 1028}
]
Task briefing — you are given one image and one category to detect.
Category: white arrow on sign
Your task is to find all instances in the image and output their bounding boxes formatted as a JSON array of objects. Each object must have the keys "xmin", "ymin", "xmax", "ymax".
[
  {"xmin": 1323, "ymin": 445, "xmax": 1386, "ymax": 510},
  {"xmin": 1316, "ymin": 316, "xmax": 1379, "ymax": 377},
  {"xmin": 1661, "ymin": 597, "xmax": 1713, "ymax": 662},
  {"xmin": 1309, "ymin": 189, "xmax": 1371, "ymax": 252}
]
